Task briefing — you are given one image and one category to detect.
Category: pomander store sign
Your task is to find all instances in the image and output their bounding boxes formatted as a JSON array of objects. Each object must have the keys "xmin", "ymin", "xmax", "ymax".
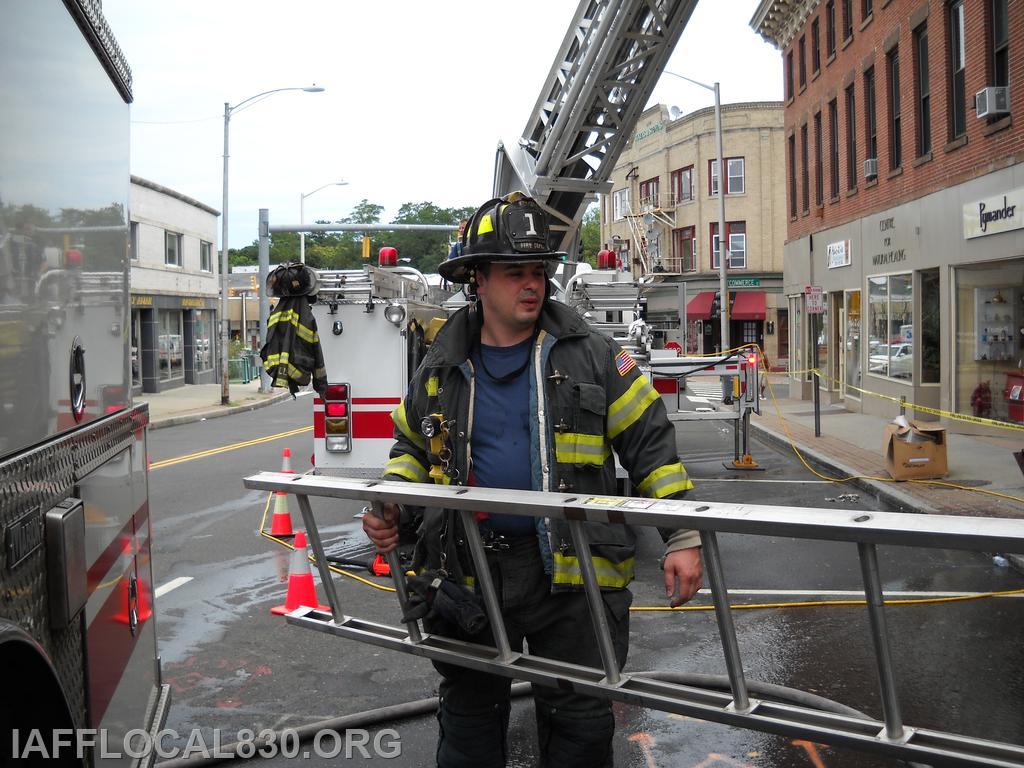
[{"xmin": 964, "ymin": 188, "xmax": 1024, "ymax": 239}]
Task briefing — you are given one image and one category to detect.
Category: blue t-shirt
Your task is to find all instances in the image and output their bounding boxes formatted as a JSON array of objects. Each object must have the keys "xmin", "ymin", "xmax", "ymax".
[{"xmin": 470, "ymin": 337, "xmax": 535, "ymax": 536}]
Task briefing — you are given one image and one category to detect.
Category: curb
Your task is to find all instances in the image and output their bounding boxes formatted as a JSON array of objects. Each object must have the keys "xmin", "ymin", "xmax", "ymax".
[
  {"xmin": 147, "ymin": 391, "xmax": 293, "ymax": 430},
  {"xmin": 749, "ymin": 420, "xmax": 938, "ymax": 514}
]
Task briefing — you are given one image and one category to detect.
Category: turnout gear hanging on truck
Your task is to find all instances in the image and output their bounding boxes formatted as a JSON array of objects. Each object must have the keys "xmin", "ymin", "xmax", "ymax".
[{"xmin": 260, "ymin": 262, "xmax": 327, "ymax": 397}]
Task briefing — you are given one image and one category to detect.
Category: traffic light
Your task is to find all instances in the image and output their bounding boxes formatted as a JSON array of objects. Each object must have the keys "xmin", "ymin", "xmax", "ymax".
[{"xmin": 710, "ymin": 292, "xmax": 722, "ymax": 319}]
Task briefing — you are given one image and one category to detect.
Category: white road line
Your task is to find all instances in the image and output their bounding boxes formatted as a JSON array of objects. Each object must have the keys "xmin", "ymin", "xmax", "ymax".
[
  {"xmin": 696, "ymin": 588, "xmax": 1022, "ymax": 598},
  {"xmin": 155, "ymin": 576, "xmax": 193, "ymax": 598}
]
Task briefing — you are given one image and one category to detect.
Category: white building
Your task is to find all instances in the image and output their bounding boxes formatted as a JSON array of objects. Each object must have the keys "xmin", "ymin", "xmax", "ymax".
[{"xmin": 129, "ymin": 176, "xmax": 220, "ymax": 393}]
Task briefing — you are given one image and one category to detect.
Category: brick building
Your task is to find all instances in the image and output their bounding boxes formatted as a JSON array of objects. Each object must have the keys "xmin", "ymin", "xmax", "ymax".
[
  {"xmin": 751, "ymin": 0, "xmax": 1024, "ymax": 430},
  {"xmin": 600, "ymin": 102, "xmax": 787, "ymax": 366}
]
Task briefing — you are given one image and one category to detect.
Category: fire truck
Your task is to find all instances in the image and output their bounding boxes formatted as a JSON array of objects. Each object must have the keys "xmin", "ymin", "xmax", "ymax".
[
  {"xmin": 310, "ymin": 251, "xmax": 448, "ymax": 475},
  {"xmin": 1, "ymin": 2, "xmax": 168, "ymax": 764}
]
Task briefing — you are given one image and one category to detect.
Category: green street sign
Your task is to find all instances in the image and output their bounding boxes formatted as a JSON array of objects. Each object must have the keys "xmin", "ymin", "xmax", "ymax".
[{"xmin": 728, "ymin": 277, "xmax": 761, "ymax": 287}]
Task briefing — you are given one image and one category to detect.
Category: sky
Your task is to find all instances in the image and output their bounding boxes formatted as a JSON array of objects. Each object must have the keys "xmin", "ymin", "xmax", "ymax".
[{"xmin": 102, "ymin": 1, "xmax": 783, "ymax": 249}]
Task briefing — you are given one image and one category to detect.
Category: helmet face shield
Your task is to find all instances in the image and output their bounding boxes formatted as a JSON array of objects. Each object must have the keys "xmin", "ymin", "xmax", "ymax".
[{"xmin": 439, "ymin": 192, "xmax": 565, "ymax": 283}]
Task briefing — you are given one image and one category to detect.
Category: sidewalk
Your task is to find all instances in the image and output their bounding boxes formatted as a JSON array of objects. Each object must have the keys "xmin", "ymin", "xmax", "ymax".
[
  {"xmin": 749, "ymin": 374, "xmax": 1024, "ymax": 519},
  {"xmin": 136, "ymin": 378, "xmax": 291, "ymax": 430}
]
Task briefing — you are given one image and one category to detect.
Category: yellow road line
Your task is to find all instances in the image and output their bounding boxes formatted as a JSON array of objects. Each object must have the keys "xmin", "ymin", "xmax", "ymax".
[{"xmin": 150, "ymin": 426, "xmax": 312, "ymax": 470}]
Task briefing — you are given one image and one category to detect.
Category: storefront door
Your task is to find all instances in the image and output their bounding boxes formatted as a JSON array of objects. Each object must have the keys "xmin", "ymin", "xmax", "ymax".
[{"xmin": 844, "ymin": 290, "xmax": 862, "ymax": 399}]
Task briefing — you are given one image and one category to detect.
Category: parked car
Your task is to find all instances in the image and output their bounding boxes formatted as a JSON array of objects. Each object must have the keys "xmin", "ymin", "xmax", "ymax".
[{"xmin": 868, "ymin": 343, "xmax": 912, "ymax": 378}]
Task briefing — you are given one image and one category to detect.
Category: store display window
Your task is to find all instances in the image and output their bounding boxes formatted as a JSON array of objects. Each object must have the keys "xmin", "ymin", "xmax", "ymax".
[
  {"xmin": 867, "ymin": 273, "xmax": 913, "ymax": 381},
  {"xmin": 955, "ymin": 259, "xmax": 1024, "ymax": 423}
]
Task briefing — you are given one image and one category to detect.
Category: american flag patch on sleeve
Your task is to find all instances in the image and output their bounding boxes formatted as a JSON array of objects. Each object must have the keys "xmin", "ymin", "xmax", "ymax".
[{"xmin": 615, "ymin": 350, "xmax": 637, "ymax": 376}]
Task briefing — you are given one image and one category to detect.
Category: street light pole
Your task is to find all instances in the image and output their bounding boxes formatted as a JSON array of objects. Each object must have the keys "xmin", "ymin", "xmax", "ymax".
[
  {"xmin": 220, "ymin": 85, "xmax": 325, "ymax": 406},
  {"xmin": 299, "ymin": 180, "xmax": 347, "ymax": 264},
  {"xmin": 662, "ymin": 72, "xmax": 729, "ymax": 351}
]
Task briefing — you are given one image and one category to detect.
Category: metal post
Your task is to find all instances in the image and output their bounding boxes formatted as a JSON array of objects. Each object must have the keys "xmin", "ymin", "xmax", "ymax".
[
  {"xmin": 258, "ymin": 208, "xmax": 271, "ymax": 393},
  {"xmin": 294, "ymin": 494, "xmax": 341, "ymax": 622},
  {"xmin": 220, "ymin": 102, "xmax": 232, "ymax": 406},
  {"xmin": 299, "ymin": 195, "xmax": 306, "ymax": 265},
  {"xmin": 899, "ymin": 395, "xmax": 906, "ymax": 417},
  {"xmin": 714, "ymin": 82, "xmax": 729, "ymax": 351},
  {"xmin": 567, "ymin": 520, "xmax": 621, "ymax": 685},
  {"xmin": 457, "ymin": 510, "xmax": 515, "ymax": 662},
  {"xmin": 857, "ymin": 543, "xmax": 904, "ymax": 740},
  {"xmin": 368, "ymin": 503, "xmax": 422, "ymax": 643},
  {"xmin": 700, "ymin": 531, "xmax": 750, "ymax": 711},
  {"xmin": 733, "ymin": 417, "xmax": 741, "ymax": 464},
  {"xmin": 813, "ymin": 370, "xmax": 821, "ymax": 437}
]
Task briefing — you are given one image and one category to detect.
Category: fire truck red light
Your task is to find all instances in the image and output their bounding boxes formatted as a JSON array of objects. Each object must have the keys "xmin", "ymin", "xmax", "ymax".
[
  {"xmin": 326, "ymin": 403, "xmax": 347, "ymax": 417},
  {"xmin": 325, "ymin": 384, "xmax": 348, "ymax": 400}
]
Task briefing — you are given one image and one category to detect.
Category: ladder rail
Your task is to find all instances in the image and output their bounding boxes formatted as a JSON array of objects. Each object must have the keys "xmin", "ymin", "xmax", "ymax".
[{"xmin": 247, "ymin": 474, "xmax": 1024, "ymax": 768}]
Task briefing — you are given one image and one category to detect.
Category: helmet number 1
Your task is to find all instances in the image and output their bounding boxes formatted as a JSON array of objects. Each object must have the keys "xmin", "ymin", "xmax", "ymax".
[{"xmin": 523, "ymin": 213, "xmax": 537, "ymax": 236}]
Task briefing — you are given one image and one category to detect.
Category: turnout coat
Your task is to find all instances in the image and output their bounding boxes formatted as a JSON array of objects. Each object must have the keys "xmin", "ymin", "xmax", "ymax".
[{"xmin": 384, "ymin": 299, "xmax": 697, "ymax": 591}]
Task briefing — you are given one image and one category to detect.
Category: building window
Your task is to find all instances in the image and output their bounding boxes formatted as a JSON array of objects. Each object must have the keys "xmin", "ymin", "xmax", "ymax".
[
  {"xmin": 786, "ymin": 50, "xmax": 794, "ymax": 99},
  {"xmin": 672, "ymin": 226, "xmax": 696, "ymax": 272},
  {"xmin": 711, "ymin": 159, "xmax": 745, "ymax": 195},
  {"xmin": 845, "ymin": 83, "xmax": 857, "ymax": 190},
  {"xmin": 670, "ymin": 166, "xmax": 693, "ymax": 203},
  {"xmin": 914, "ymin": 22, "xmax": 932, "ymax": 156},
  {"xmin": 788, "ymin": 134, "xmax": 797, "ymax": 218},
  {"xmin": 800, "ymin": 123, "xmax": 810, "ymax": 213},
  {"xmin": 948, "ymin": 0, "xmax": 966, "ymax": 139},
  {"xmin": 814, "ymin": 111, "xmax": 824, "ymax": 206},
  {"xmin": 992, "ymin": 0, "xmax": 1009, "ymax": 87},
  {"xmin": 842, "ymin": 0, "xmax": 853, "ymax": 41},
  {"xmin": 829, "ymin": 98, "xmax": 840, "ymax": 199},
  {"xmin": 612, "ymin": 188, "xmax": 630, "ymax": 220},
  {"xmin": 711, "ymin": 222, "xmax": 746, "ymax": 270},
  {"xmin": 867, "ymin": 273, "xmax": 913, "ymax": 381},
  {"xmin": 164, "ymin": 231, "xmax": 182, "ymax": 267},
  {"xmin": 200, "ymin": 241, "xmax": 212, "ymax": 272},
  {"xmin": 194, "ymin": 309, "xmax": 215, "ymax": 373},
  {"xmin": 130, "ymin": 221, "xmax": 139, "ymax": 261},
  {"xmin": 798, "ymin": 35, "xmax": 807, "ymax": 89},
  {"xmin": 888, "ymin": 46, "xmax": 902, "ymax": 170},
  {"xmin": 639, "ymin": 177, "xmax": 660, "ymax": 209},
  {"xmin": 826, "ymin": 0, "xmax": 837, "ymax": 57},
  {"xmin": 742, "ymin": 321, "xmax": 759, "ymax": 344},
  {"xmin": 863, "ymin": 0, "xmax": 873, "ymax": 19},
  {"xmin": 812, "ymin": 18, "xmax": 821, "ymax": 72},
  {"xmin": 864, "ymin": 67, "xmax": 878, "ymax": 164}
]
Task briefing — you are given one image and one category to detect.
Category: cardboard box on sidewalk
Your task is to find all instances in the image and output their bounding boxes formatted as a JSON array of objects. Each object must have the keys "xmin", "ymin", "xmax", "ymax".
[{"xmin": 882, "ymin": 418, "xmax": 948, "ymax": 480}]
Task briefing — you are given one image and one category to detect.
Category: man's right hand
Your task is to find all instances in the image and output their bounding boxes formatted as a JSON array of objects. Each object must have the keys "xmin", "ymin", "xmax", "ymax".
[{"xmin": 362, "ymin": 503, "xmax": 400, "ymax": 553}]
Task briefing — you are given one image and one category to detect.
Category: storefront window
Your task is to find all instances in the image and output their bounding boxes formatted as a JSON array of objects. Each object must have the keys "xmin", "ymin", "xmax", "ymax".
[
  {"xmin": 194, "ymin": 310, "xmax": 214, "ymax": 373},
  {"xmin": 159, "ymin": 309, "xmax": 184, "ymax": 382},
  {"xmin": 955, "ymin": 259, "xmax": 1024, "ymax": 423},
  {"xmin": 845, "ymin": 290, "xmax": 861, "ymax": 396},
  {"xmin": 131, "ymin": 310, "xmax": 142, "ymax": 388},
  {"xmin": 867, "ymin": 273, "xmax": 913, "ymax": 380},
  {"xmin": 920, "ymin": 269, "xmax": 940, "ymax": 384}
]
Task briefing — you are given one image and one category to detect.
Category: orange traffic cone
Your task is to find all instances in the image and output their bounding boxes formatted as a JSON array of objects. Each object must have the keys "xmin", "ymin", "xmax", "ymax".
[
  {"xmin": 271, "ymin": 531, "xmax": 330, "ymax": 615},
  {"xmin": 269, "ymin": 448, "xmax": 295, "ymax": 537}
]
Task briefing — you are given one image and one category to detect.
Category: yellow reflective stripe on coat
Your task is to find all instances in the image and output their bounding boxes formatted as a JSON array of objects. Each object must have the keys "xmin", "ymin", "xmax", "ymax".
[
  {"xmin": 391, "ymin": 403, "xmax": 426, "ymax": 448},
  {"xmin": 552, "ymin": 553, "xmax": 634, "ymax": 588},
  {"xmin": 607, "ymin": 376, "xmax": 660, "ymax": 439},
  {"xmin": 383, "ymin": 453, "xmax": 429, "ymax": 483},
  {"xmin": 637, "ymin": 462, "xmax": 694, "ymax": 498},
  {"xmin": 425, "ymin": 376, "xmax": 440, "ymax": 397},
  {"xmin": 554, "ymin": 432, "xmax": 610, "ymax": 465},
  {"xmin": 268, "ymin": 309, "xmax": 319, "ymax": 344}
]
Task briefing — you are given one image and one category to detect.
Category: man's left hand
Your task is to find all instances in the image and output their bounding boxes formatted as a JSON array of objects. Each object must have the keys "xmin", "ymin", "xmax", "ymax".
[{"xmin": 664, "ymin": 547, "xmax": 703, "ymax": 608}]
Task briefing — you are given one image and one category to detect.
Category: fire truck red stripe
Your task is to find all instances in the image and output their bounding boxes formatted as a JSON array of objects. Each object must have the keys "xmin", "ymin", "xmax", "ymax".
[
  {"xmin": 86, "ymin": 502, "xmax": 150, "ymax": 595},
  {"xmin": 351, "ymin": 397, "xmax": 402, "ymax": 405},
  {"xmin": 352, "ymin": 410, "xmax": 395, "ymax": 439}
]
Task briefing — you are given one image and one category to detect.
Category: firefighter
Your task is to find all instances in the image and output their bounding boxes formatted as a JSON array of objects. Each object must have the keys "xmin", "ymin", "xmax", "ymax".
[{"xmin": 364, "ymin": 192, "xmax": 702, "ymax": 767}]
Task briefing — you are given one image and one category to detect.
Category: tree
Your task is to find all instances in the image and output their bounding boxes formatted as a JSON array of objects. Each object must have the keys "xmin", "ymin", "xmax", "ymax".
[{"xmin": 578, "ymin": 203, "xmax": 601, "ymax": 266}]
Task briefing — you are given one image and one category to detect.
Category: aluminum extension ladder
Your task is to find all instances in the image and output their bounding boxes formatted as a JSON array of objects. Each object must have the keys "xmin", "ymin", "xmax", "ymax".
[{"xmin": 242, "ymin": 472, "xmax": 1024, "ymax": 767}]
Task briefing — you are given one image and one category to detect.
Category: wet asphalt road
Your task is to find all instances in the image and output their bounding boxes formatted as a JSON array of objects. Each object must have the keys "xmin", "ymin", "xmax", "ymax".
[{"xmin": 146, "ymin": 393, "xmax": 1024, "ymax": 767}]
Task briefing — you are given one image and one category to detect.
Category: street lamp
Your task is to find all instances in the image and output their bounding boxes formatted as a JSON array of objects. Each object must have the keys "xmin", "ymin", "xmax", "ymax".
[
  {"xmin": 300, "ymin": 180, "xmax": 348, "ymax": 264},
  {"xmin": 663, "ymin": 71, "xmax": 729, "ymax": 350},
  {"xmin": 220, "ymin": 84, "xmax": 325, "ymax": 406}
]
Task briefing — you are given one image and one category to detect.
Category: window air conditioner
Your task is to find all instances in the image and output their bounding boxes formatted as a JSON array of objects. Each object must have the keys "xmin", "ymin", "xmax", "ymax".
[
  {"xmin": 975, "ymin": 86, "xmax": 1010, "ymax": 118},
  {"xmin": 864, "ymin": 158, "xmax": 878, "ymax": 179}
]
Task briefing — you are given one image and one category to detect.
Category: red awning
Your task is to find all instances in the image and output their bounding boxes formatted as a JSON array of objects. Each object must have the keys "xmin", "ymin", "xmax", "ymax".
[
  {"xmin": 731, "ymin": 291, "xmax": 766, "ymax": 320},
  {"xmin": 685, "ymin": 291, "xmax": 716, "ymax": 320}
]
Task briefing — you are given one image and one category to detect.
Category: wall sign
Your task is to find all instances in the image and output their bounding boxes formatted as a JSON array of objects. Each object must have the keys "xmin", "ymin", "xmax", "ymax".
[
  {"xmin": 963, "ymin": 188, "xmax": 1024, "ymax": 239},
  {"xmin": 634, "ymin": 122, "xmax": 664, "ymax": 142},
  {"xmin": 805, "ymin": 285, "xmax": 825, "ymax": 314},
  {"xmin": 827, "ymin": 239, "xmax": 851, "ymax": 269}
]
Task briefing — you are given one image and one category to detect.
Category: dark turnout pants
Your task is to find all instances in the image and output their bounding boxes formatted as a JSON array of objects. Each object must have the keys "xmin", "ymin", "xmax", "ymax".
[{"xmin": 429, "ymin": 536, "xmax": 632, "ymax": 768}]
